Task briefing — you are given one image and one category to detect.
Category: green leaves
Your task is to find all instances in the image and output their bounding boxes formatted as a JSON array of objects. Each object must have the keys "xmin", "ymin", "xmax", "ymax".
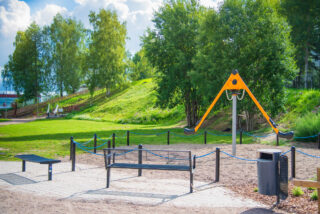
[
  {"xmin": 193, "ymin": 0, "xmax": 297, "ymax": 130},
  {"xmin": 3, "ymin": 22, "xmax": 47, "ymax": 101},
  {"xmin": 47, "ymin": 14, "xmax": 86, "ymax": 96},
  {"xmin": 87, "ymin": 9, "xmax": 127, "ymax": 96},
  {"xmin": 143, "ymin": 0, "xmax": 205, "ymax": 127}
]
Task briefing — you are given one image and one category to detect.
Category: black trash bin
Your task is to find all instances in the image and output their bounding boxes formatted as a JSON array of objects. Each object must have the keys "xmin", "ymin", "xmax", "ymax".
[{"xmin": 257, "ymin": 149, "xmax": 282, "ymax": 195}]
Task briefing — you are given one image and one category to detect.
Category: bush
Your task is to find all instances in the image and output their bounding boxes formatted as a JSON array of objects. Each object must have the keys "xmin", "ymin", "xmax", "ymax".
[
  {"xmin": 292, "ymin": 186, "xmax": 304, "ymax": 197},
  {"xmin": 253, "ymin": 187, "xmax": 258, "ymax": 192},
  {"xmin": 310, "ymin": 190, "xmax": 318, "ymax": 201},
  {"xmin": 295, "ymin": 112, "xmax": 320, "ymax": 142}
]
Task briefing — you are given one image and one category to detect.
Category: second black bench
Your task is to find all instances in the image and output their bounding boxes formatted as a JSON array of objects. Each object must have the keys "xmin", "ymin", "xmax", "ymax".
[
  {"xmin": 103, "ymin": 145, "xmax": 195, "ymax": 193},
  {"xmin": 15, "ymin": 154, "xmax": 61, "ymax": 180}
]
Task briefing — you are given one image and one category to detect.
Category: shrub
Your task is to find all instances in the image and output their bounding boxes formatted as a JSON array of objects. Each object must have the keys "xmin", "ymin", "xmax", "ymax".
[
  {"xmin": 292, "ymin": 186, "xmax": 304, "ymax": 197},
  {"xmin": 310, "ymin": 190, "xmax": 318, "ymax": 201},
  {"xmin": 253, "ymin": 187, "xmax": 258, "ymax": 192},
  {"xmin": 295, "ymin": 112, "xmax": 320, "ymax": 142}
]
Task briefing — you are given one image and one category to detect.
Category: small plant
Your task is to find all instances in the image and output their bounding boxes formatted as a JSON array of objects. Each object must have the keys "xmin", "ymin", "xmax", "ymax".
[
  {"xmin": 292, "ymin": 186, "xmax": 304, "ymax": 197},
  {"xmin": 307, "ymin": 187, "xmax": 316, "ymax": 191},
  {"xmin": 253, "ymin": 187, "xmax": 258, "ymax": 192},
  {"xmin": 310, "ymin": 190, "xmax": 318, "ymax": 201}
]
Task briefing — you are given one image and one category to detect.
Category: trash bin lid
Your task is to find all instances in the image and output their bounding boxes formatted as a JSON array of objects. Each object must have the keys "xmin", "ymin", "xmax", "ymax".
[{"xmin": 258, "ymin": 149, "xmax": 282, "ymax": 154}]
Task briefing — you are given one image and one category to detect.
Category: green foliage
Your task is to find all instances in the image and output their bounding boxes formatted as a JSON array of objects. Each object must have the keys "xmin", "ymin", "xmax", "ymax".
[
  {"xmin": 192, "ymin": 0, "xmax": 297, "ymax": 131},
  {"xmin": 45, "ymin": 14, "xmax": 86, "ymax": 96},
  {"xmin": 310, "ymin": 190, "xmax": 318, "ymax": 201},
  {"xmin": 2, "ymin": 22, "xmax": 49, "ymax": 101},
  {"xmin": 280, "ymin": 0, "xmax": 320, "ymax": 88},
  {"xmin": 128, "ymin": 49, "xmax": 155, "ymax": 81},
  {"xmin": 295, "ymin": 113, "xmax": 320, "ymax": 142},
  {"xmin": 87, "ymin": 9, "xmax": 127, "ymax": 95},
  {"xmin": 292, "ymin": 186, "xmax": 304, "ymax": 197},
  {"xmin": 143, "ymin": 0, "xmax": 205, "ymax": 127},
  {"xmin": 284, "ymin": 89, "xmax": 320, "ymax": 122},
  {"xmin": 253, "ymin": 187, "xmax": 258, "ymax": 192}
]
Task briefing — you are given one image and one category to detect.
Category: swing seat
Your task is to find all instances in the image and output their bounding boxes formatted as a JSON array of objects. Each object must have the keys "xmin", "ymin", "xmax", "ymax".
[
  {"xmin": 184, "ymin": 128, "xmax": 195, "ymax": 135},
  {"xmin": 278, "ymin": 131, "xmax": 294, "ymax": 139}
]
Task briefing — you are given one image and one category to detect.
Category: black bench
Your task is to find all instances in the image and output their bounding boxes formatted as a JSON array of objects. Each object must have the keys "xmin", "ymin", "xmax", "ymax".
[
  {"xmin": 103, "ymin": 145, "xmax": 195, "ymax": 193},
  {"xmin": 15, "ymin": 154, "xmax": 61, "ymax": 180}
]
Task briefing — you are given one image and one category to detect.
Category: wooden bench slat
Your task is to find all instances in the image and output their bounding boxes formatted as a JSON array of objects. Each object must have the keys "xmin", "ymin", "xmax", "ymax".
[
  {"xmin": 293, "ymin": 179, "xmax": 320, "ymax": 189},
  {"xmin": 15, "ymin": 154, "xmax": 61, "ymax": 164},
  {"xmin": 108, "ymin": 163, "xmax": 189, "ymax": 171}
]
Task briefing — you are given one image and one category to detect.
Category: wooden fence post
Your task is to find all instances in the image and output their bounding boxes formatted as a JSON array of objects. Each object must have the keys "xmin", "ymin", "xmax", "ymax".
[
  {"xmin": 216, "ymin": 148, "xmax": 220, "ymax": 182},
  {"xmin": 72, "ymin": 139, "xmax": 76, "ymax": 171},
  {"xmin": 291, "ymin": 146, "xmax": 296, "ymax": 179},
  {"xmin": 112, "ymin": 133, "xmax": 115, "ymax": 149},
  {"xmin": 318, "ymin": 132, "xmax": 320, "ymax": 150},
  {"xmin": 204, "ymin": 131, "xmax": 207, "ymax": 144},
  {"xmin": 127, "ymin": 131, "xmax": 130, "ymax": 146},
  {"xmin": 167, "ymin": 131, "xmax": 170, "ymax": 145},
  {"xmin": 106, "ymin": 141, "xmax": 111, "ymax": 188},
  {"xmin": 240, "ymin": 129, "xmax": 243, "ymax": 145},
  {"xmin": 93, "ymin": 134, "xmax": 97, "ymax": 154},
  {"xmin": 70, "ymin": 136, "xmax": 73, "ymax": 160},
  {"xmin": 138, "ymin": 144, "xmax": 143, "ymax": 176},
  {"xmin": 276, "ymin": 134, "xmax": 279, "ymax": 146}
]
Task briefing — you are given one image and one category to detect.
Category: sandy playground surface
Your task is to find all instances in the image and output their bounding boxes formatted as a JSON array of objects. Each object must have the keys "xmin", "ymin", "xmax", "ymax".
[{"xmin": 0, "ymin": 143, "xmax": 319, "ymax": 214}]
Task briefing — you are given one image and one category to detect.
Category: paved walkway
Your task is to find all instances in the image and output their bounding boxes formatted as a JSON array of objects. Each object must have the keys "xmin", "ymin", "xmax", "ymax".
[
  {"xmin": 0, "ymin": 117, "xmax": 45, "ymax": 126},
  {"xmin": 0, "ymin": 161, "xmax": 265, "ymax": 210}
]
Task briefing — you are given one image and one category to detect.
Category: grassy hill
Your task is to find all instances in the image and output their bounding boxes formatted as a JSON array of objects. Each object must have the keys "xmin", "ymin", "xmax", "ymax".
[
  {"xmin": 44, "ymin": 80, "xmax": 319, "ymax": 132},
  {"xmin": 47, "ymin": 79, "xmax": 185, "ymax": 125}
]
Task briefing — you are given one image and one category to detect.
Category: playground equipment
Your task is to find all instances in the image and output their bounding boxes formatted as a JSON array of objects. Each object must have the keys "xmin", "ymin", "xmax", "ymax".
[{"xmin": 185, "ymin": 70, "xmax": 294, "ymax": 155}]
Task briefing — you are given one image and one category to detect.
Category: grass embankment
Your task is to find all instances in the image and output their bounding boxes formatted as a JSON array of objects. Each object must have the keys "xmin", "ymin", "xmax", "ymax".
[
  {"xmin": 0, "ymin": 119, "xmax": 10, "ymax": 122},
  {"xmin": 283, "ymin": 89, "xmax": 320, "ymax": 141},
  {"xmin": 47, "ymin": 79, "xmax": 185, "ymax": 125},
  {"xmin": 0, "ymin": 119, "xmax": 252, "ymax": 160}
]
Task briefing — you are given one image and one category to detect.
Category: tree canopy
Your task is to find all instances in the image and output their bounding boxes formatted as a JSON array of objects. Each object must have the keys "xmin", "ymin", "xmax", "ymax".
[
  {"xmin": 191, "ymin": 0, "xmax": 297, "ymax": 130},
  {"xmin": 143, "ymin": 0, "xmax": 205, "ymax": 127},
  {"xmin": 86, "ymin": 9, "xmax": 127, "ymax": 95}
]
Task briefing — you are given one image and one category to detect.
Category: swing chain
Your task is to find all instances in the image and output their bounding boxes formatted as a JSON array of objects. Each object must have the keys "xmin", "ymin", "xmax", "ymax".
[
  {"xmin": 225, "ymin": 90, "xmax": 233, "ymax": 101},
  {"xmin": 237, "ymin": 89, "xmax": 245, "ymax": 100}
]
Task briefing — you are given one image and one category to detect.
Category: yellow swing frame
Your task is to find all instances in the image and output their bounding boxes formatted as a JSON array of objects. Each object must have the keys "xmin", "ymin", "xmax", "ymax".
[{"xmin": 185, "ymin": 70, "xmax": 293, "ymax": 139}]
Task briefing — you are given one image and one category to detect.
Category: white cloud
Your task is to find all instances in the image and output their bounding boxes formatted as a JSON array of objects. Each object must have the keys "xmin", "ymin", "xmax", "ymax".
[
  {"xmin": 199, "ymin": 0, "xmax": 224, "ymax": 10},
  {"xmin": 33, "ymin": 4, "xmax": 68, "ymax": 26},
  {"xmin": 0, "ymin": 0, "xmax": 31, "ymax": 37}
]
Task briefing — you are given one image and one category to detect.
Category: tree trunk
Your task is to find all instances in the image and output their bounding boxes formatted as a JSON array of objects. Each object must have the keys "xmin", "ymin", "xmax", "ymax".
[
  {"xmin": 304, "ymin": 45, "xmax": 309, "ymax": 89},
  {"xmin": 245, "ymin": 110, "xmax": 255, "ymax": 132},
  {"xmin": 105, "ymin": 87, "xmax": 110, "ymax": 96},
  {"xmin": 185, "ymin": 91, "xmax": 199, "ymax": 128}
]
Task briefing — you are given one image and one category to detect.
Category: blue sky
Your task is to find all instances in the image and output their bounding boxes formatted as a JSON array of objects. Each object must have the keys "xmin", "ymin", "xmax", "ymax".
[{"xmin": 0, "ymin": 0, "xmax": 222, "ymax": 92}]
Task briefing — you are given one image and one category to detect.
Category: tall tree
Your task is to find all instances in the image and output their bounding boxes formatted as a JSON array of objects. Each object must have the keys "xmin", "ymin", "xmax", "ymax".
[
  {"xmin": 2, "ymin": 22, "xmax": 48, "ymax": 102},
  {"xmin": 192, "ymin": 0, "xmax": 297, "ymax": 131},
  {"xmin": 143, "ymin": 0, "xmax": 205, "ymax": 127},
  {"xmin": 280, "ymin": 0, "xmax": 320, "ymax": 88},
  {"xmin": 45, "ymin": 14, "xmax": 86, "ymax": 97},
  {"xmin": 87, "ymin": 9, "xmax": 127, "ymax": 96}
]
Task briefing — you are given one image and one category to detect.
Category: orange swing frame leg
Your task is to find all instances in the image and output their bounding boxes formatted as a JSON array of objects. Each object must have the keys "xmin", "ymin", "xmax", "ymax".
[{"xmin": 184, "ymin": 70, "xmax": 294, "ymax": 139}]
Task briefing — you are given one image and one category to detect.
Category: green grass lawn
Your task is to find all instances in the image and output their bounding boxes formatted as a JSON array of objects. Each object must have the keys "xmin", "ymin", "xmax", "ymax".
[
  {"xmin": 0, "ymin": 119, "xmax": 10, "ymax": 122},
  {"xmin": 0, "ymin": 118, "xmax": 253, "ymax": 160}
]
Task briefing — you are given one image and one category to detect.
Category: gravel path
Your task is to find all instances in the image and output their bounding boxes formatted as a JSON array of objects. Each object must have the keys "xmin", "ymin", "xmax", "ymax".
[
  {"xmin": 0, "ymin": 161, "xmax": 265, "ymax": 213},
  {"xmin": 1, "ymin": 143, "xmax": 319, "ymax": 213}
]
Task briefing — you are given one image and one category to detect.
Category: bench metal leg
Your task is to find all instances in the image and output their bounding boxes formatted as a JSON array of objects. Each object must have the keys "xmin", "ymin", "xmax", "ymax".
[
  {"xmin": 106, "ymin": 167, "xmax": 110, "ymax": 188},
  {"xmin": 22, "ymin": 160, "xmax": 26, "ymax": 172},
  {"xmin": 48, "ymin": 163, "xmax": 52, "ymax": 180}
]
